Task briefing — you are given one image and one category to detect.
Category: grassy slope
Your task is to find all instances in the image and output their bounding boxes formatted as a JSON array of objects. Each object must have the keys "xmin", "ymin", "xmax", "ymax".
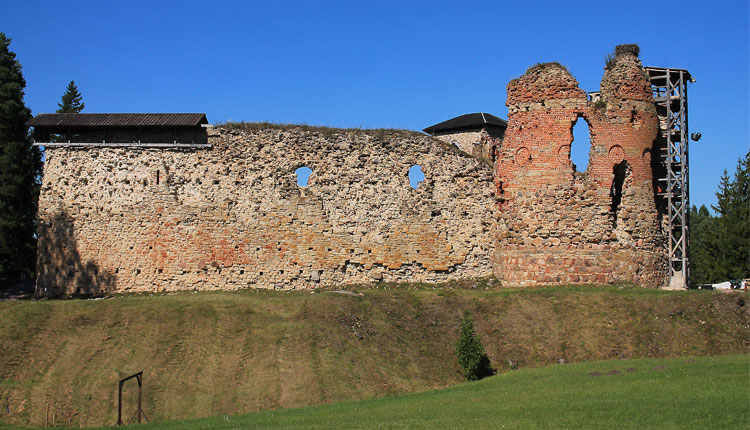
[
  {"xmin": 0, "ymin": 285, "xmax": 748, "ymax": 428},
  {"xmin": 96, "ymin": 354, "xmax": 750, "ymax": 430}
]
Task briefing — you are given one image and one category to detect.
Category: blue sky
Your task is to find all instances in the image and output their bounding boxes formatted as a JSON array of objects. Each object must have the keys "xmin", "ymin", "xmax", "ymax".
[{"xmin": 2, "ymin": 0, "xmax": 748, "ymax": 209}]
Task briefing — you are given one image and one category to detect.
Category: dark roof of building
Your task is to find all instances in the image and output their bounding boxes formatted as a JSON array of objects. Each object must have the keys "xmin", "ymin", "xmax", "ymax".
[
  {"xmin": 28, "ymin": 113, "xmax": 208, "ymax": 128},
  {"xmin": 423, "ymin": 112, "xmax": 507, "ymax": 134}
]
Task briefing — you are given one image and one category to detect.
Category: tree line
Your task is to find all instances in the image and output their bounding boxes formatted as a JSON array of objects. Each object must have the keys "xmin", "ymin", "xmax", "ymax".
[
  {"xmin": 0, "ymin": 33, "xmax": 83, "ymax": 284},
  {"xmin": 690, "ymin": 150, "xmax": 750, "ymax": 285}
]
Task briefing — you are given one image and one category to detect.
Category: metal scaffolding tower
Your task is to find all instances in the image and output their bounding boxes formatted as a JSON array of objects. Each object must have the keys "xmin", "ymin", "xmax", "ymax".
[{"xmin": 645, "ymin": 67, "xmax": 693, "ymax": 289}]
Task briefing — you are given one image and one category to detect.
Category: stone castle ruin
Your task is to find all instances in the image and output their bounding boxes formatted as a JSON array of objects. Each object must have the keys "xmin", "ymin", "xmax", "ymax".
[
  {"xmin": 423, "ymin": 112, "xmax": 506, "ymax": 163},
  {"xmin": 32, "ymin": 45, "xmax": 672, "ymax": 296}
]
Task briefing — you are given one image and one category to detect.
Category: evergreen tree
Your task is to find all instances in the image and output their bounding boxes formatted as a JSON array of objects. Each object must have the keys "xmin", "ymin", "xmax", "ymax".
[
  {"xmin": 732, "ymin": 151, "xmax": 750, "ymax": 279},
  {"xmin": 689, "ymin": 204, "xmax": 720, "ymax": 284},
  {"xmin": 693, "ymin": 149, "xmax": 750, "ymax": 285},
  {"xmin": 710, "ymin": 150, "xmax": 750, "ymax": 281},
  {"xmin": 456, "ymin": 311, "xmax": 494, "ymax": 381},
  {"xmin": 56, "ymin": 80, "xmax": 84, "ymax": 113},
  {"xmin": 0, "ymin": 33, "xmax": 42, "ymax": 283},
  {"xmin": 724, "ymin": 150, "xmax": 749, "ymax": 279}
]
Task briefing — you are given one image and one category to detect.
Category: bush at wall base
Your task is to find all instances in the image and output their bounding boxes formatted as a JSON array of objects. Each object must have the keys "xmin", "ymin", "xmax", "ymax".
[{"xmin": 456, "ymin": 311, "xmax": 495, "ymax": 381}]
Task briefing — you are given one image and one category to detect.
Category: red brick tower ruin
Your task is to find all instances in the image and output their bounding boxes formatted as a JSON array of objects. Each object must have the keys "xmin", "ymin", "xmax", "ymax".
[{"xmin": 494, "ymin": 45, "xmax": 667, "ymax": 287}]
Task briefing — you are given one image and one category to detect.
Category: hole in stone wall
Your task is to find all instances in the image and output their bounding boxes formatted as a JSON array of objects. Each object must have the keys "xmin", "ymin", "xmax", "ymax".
[
  {"xmin": 571, "ymin": 117, "xmax": 591, "ymax": 172},
  {"xmin": 408, "ymin": 165, "xmax": 425, "ymax": 189},
  {"xmin": 296, "ymin": 166, "xmax": 312, "ymax": 187},
  {"xmin": 156, "ymin": 170, "xmax": 160, "ymax": 185},
  {"xmin": 610, "ymin": 161, "xmax": 629, "ymax": 226}
]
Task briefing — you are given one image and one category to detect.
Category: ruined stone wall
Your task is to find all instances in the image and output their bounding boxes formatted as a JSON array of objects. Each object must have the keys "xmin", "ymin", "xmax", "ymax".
[
  {"xmin": 36, "ymin": 125, "xmax": 496, "ymax": 295},
  {"xmin": 432, "ymin": 130, "xmax": 483, "ymax": 154},
  {"xmin": 494, "ymin": 52, "xmax": 667, "ymax": 288},
  {"xmin": 431, "ymin": 128, "xmax": 503, "ymax": 162}
]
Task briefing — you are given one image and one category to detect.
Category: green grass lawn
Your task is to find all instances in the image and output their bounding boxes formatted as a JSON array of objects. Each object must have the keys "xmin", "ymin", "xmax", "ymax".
[
  {"xmin": 0, "ymin": 285, "xmax": 747, "ymax": 428},
  {"xmin": 93, "ymin": 354, "xmax": 750, "ymax": 430}
]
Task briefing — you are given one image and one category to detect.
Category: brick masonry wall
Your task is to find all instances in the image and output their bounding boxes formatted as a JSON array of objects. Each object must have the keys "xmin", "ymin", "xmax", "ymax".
[
  {"xmin": 36, "ymin": 126, "xmax": 496, "ymax": 296},
  {"xmin": 35, "ymin": 47, "xmax": 671, "ymax": 295},
  {"xmin": 494, "ymin": 54, "xmax": 667, "ymax": 288}
]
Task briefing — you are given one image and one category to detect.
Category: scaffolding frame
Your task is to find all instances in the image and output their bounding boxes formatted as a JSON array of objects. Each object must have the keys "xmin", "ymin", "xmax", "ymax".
[{"xmin": 645, "ymin": 67, "xmax": 692, "ymax": 289}]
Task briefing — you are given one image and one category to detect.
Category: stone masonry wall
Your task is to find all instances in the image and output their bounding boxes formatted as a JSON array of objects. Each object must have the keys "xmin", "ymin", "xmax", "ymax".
[
  {"xmin": 36, "ymin": 126, "xmax": 496, "ymax": 295},
  {"xmin": 431, "ymin": 128, "xmax": 503, "ymax": 162},
  {"xmin": 36, "ymin": 45, "xmax": 671, "ymax": 295},
  {"xmin": 431, "ymin": 130, "xmax": 483, "ymax": 155},
  {"xmin": 494, "ymin": 51, "xmax": 667, "ymax": 288}
]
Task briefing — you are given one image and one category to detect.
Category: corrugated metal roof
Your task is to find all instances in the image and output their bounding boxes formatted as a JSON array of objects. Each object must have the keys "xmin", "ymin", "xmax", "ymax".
[
  {"xmin": 423, "ymin": 112, "xmax": 507, "ymax": 135},
  {"xmin": 28, "ymin": 113, "xmax": 208, "ymax": 128}
]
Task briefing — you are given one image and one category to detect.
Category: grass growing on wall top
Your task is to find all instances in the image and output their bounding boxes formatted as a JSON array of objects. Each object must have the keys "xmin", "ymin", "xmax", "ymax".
[
  {"xmin": 217, "ymin": 121, "xmax": 424, "ymax": 139},
  {"xmin": 215, "ymin": 121, "xmax": 483, "ymax": 161},
  {"xmin": 525, "ymin": 61, "xmax": 571, "ymax": 75}
]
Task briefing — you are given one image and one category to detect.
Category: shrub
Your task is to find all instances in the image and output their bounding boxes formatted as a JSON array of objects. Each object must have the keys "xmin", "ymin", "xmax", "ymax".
[
  {"xmin": 605, "ymin": 44, "xmax": 641, "ymax": 70},
  {"xmin": 604, "ymin": 53, "xmax": 616, "ymax": 70},
  {"xmin": 455, "ymin": 311, "xmax": 494, "ymax": 381},
  {"xmin": 615, "ymin": 43, "xmax": 640, "ymax": 58},
  {"xmin": 525, "ymin": 61, "xmax": 569, "ymax": 75}
]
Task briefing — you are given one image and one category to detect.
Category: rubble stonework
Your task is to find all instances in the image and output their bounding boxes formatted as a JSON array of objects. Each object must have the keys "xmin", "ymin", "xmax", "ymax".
[
  {"xmin": 430, "ymin": 128, "xmax": 503, "ymax": 162},
  {"xmin": 494, "ymin": 51, "xmax": 667, "ymax": 287},
  {"xmin": 35, "ymin": 45, "xmax": 670, "ymax": 295},
  {"xmin": 36, "ymin": 126, "xmax": 496, "ymax": 295}
]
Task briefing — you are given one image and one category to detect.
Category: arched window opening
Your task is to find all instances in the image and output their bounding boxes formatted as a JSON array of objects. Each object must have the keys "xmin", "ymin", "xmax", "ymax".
[
  {"xmin": 295, "ymin": 166, "xmax": 312, "ymax": 187},
  {"xmin": 571, "ymin": 117, "xmax": 591, "ymax": 172},
  {"xmin": 408, "ymin": 165, "xmax": 425, "ymax": 190},
  {"xmin": 611, "ymin": 161, "xmax": 629, "ymax": 227}
]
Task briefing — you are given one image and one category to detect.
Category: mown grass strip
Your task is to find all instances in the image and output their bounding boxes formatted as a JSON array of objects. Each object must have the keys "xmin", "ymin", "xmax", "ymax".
[
  {"xmin": 94, "ymin": 354, "xmax": 749, "ymax": 430},
  {"xmin": 0, "ymin": 286, "xmax": 747, "ymax": 428}
]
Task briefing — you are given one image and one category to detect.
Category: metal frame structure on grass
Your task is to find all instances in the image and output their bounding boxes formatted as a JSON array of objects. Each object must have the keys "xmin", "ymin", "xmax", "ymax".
[
  {"xmin": 116, "ymin": 371, "xmax": 149, "ymax": 426},
  {"xmin": 645, "ymin": 67, "xmax": 692, "ymax": 289}
]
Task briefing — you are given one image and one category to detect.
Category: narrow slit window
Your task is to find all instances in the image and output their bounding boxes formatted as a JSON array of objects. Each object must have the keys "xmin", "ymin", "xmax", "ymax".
[
  {"xmin": 571, "ymin": 117, "xmax": 591, "ymax": 172},
  {"xmin": 611, "ymin": 161, "xmax": 629, "ymax": 226}
]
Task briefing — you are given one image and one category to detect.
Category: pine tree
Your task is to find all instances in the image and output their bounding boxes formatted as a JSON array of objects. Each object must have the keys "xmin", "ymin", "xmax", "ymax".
[
  {"xmin": 689, "ymin": 204, "xmax": 719, "ymax": 284},
  {"xmin": 722, "ymin": 150, "xmax": 750, "ymax": 280},
  {"xmin": 455, "ymin": 311, "xmax": 494, "ymax": 381},
  {"xmin": 0, "ymin": 33, "xmax": 42, "ymax": 283},
  {"xmin": 56, "ymin": 80, "xmax": 84, "ymax": 113},
  {"xmin": 704, "ymin": 149, "xmax": 750, "ymax": 283}
]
